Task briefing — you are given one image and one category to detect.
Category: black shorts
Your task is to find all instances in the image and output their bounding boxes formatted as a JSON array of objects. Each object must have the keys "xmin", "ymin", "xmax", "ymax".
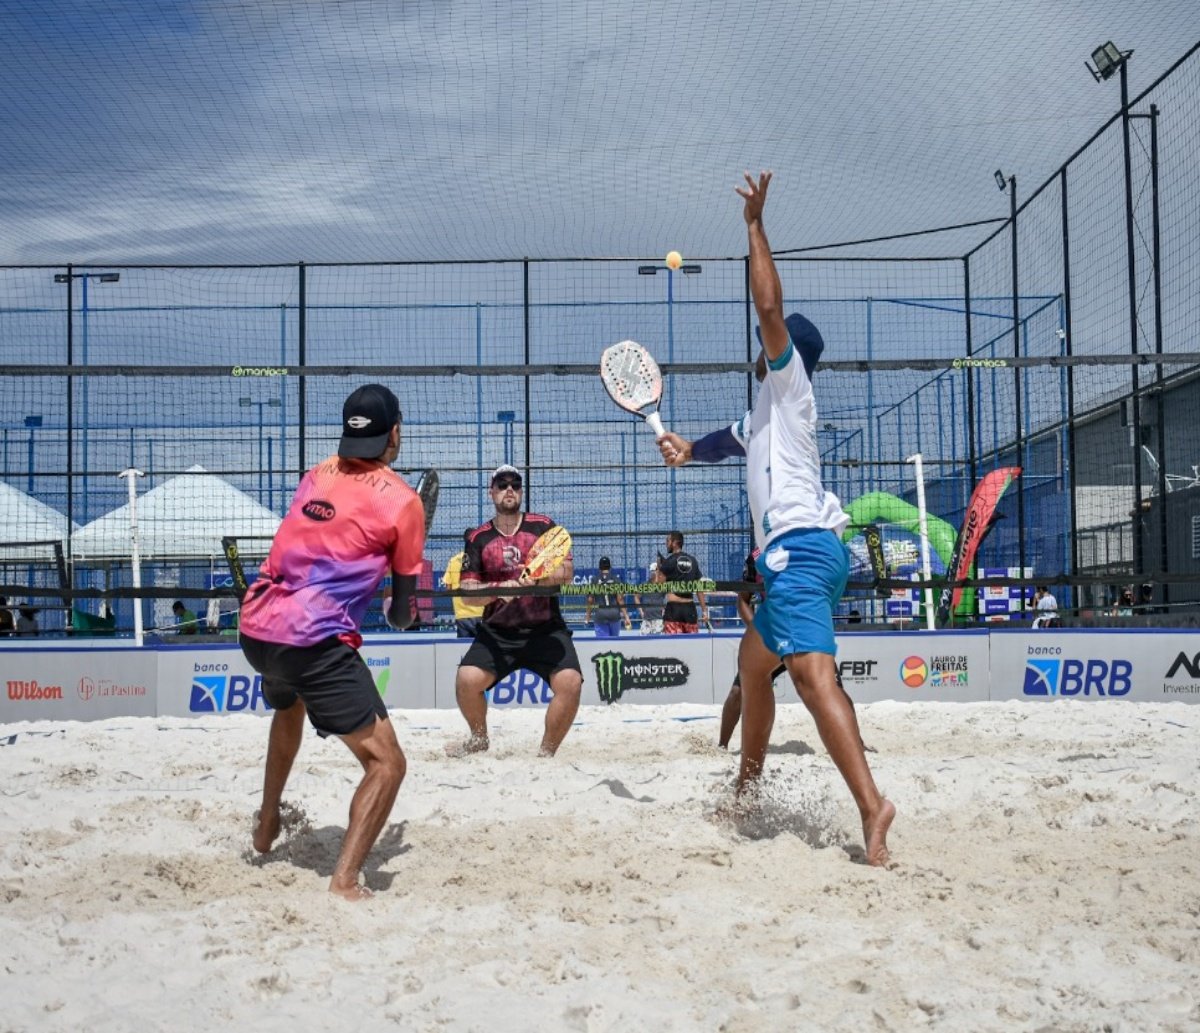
[
  {"xmin": 240, "ymin": 633, "xmax": 387, "ymax": 738},
  {"xmin": 458, "ymin": 622, "xmax": 581, "ymax": 686}
]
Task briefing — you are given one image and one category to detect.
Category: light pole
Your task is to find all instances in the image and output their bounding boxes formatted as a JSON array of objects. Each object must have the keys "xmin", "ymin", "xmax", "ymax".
[
  {"xmin": 637, "ymin": 261, "xmax": 702, "ymax": 528},
  {"xmin": 24, "ymin": 415, "xmax": 42, "ymax": 494},
  {"xmin": 54, "ymin": 271, "xmax": 119, "ymax": 526},
  {"xmin": 1088, "ymin": 42, "xmax": 1149, "ymax": 586},
  {"xmin": 240, "ymin": 396, "xmax": 282, "ymax": 505},
  {"xmin": 992, "ymin": 170, "xmax": 1026, "ymax": 587}
]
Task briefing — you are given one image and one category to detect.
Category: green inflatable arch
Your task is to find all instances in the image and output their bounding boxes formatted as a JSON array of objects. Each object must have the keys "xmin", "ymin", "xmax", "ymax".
[{"xmin": 841, "ymin": 492, "xmax": 974, "ymax": 618}]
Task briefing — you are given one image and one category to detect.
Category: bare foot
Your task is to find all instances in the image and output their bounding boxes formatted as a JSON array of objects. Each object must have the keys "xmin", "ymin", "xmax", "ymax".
[
  {"xmin": 329, "ymin": 880, "xmax": 373, "ymax": 902},
  {"xmin": 862, "ymin": 798, "xmax": 896, "ymax": 867},
  {"xmin": 445, "ymin": 735, "xmax": 489, "ymax": 758},
  {"xmin": 252, "ymin": 807, "xmax": 281, "ymax": 854}
]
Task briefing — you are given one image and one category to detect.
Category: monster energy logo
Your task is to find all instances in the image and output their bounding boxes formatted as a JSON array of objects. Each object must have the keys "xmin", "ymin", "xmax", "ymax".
[{"xmin": 592, "ymin": 652, "xmax": 690, "ymax": 704}]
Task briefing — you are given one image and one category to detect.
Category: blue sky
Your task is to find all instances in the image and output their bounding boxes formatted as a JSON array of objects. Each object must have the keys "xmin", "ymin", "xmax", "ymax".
[{"xmin": 1, "ymin": 0, "xmax": 1197, "ymax": 264}]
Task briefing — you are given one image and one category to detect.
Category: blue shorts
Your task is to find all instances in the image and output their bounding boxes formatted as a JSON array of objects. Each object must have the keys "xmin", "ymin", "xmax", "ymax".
[{"xmin": 753, "ymin": 528, "xmax": 849, "ymax": 657}]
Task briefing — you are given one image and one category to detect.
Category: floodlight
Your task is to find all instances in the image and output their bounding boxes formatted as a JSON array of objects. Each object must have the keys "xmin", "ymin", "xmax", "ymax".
[
  {"xmin": 681, "ymin": 264, "xmax": 702, "ymax": 274},
  {"xmin": 994, "ymin": 170, "xmax": 1007, "ymax": 192},
  {"xmin": 637, "ymin": 265, "xmax": 658, "ymax": 275},
  {"xmin": 1087, "ymin": 41, "xmax": 1131, "ymax": 82},
  {"xmin": 97, "ymin": 273, "xmax": 121, "ymax": 283}
]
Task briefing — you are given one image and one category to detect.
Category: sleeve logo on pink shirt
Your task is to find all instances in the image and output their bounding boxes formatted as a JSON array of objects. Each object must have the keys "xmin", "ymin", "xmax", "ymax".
[{"xmin": 302, "ymin": 499, "xmax": 337, "ymax": 521}]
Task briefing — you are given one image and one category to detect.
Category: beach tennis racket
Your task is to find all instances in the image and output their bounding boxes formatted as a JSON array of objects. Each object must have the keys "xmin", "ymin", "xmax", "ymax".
[
  {"xmin": 221, "ymin": 535, "xmax": 249, "ymax": 601},
  {"xmin": 415, "ymin": 467, "xmax": 439, "ymax": 535},
  {"xmin": 600, "ymin": 339, "xmax": 665, "ymax": 437},
  {"xmin": 521, "ymin": 526, "xmax": 573, "ymax": 581}
]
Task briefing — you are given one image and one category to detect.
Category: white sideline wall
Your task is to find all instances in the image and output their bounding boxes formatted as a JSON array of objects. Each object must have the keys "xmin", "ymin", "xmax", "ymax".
[{"xmin": 1, "ymin": 629, "xmax": 1198, "ymax": 724}]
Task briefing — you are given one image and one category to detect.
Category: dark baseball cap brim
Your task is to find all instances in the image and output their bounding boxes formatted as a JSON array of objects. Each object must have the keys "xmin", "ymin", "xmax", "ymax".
[{"xmin": 338, "ymin": 431, "xmax": 393, "ymax": 459}]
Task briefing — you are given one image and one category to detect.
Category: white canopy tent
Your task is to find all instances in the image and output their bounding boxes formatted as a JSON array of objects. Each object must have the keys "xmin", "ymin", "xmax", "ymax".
[
  {"xmin": 0, "ymin": 480, "xmax": 76, "ymax": 562},
  {"xmin": 70, "ymin": 465, "xmax": 281, "ymax": 561}
]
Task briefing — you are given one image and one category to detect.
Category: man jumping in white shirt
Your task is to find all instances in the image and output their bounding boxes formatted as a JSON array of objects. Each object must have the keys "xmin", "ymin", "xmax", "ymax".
[{"xmin": 657, "ymin": 171, "xmax": 894, "ymax": 866}]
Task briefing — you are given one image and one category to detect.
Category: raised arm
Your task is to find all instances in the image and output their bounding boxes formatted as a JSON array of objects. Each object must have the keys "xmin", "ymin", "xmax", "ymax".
[{"xmin": 736, "ymin": 171, "xmax": 789, "ymax": 362}]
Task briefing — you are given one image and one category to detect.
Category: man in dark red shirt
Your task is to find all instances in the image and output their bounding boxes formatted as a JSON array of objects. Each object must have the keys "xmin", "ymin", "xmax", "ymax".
[{"xmin": 449, "ymin": 465, "xmax": 582, "ymax": 757}]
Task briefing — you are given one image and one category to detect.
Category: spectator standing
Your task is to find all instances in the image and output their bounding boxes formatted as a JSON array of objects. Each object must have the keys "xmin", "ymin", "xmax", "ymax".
[
  {"xmin": 586, "ymin": 557, "xmax": 631, "ymax": 637},
  {"xmin": 442, "ymin": 547, "xmax": 486, "ymax": 638},
  {"xmin": 659, "ymin": 531, "xmax": 710, "ymax": 633},
  {"xmin": 635, "ymin": 561, "xmax": 666, "ymax": 635}
]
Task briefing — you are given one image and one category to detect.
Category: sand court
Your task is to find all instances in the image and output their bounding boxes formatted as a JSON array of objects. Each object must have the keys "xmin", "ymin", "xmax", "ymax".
[{"xmin": 1, "ymin": 700, "xmax": 1197, "ymax": 1031}]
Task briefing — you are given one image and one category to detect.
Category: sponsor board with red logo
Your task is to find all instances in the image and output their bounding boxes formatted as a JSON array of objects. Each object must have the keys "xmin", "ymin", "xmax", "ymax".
[
  {"xmin": 834, "ymin": 632, "xmax": 990, "ymax": 703},
  {"xmin": 0, "ymin": 649, "xmax": 157, "ymax": 721}
]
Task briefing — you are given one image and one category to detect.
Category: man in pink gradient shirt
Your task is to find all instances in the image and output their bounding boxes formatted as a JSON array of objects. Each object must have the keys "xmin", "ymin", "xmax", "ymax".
[{"xmin": 240, "ymin": 384, "xmax": 425, "ymax": 901}]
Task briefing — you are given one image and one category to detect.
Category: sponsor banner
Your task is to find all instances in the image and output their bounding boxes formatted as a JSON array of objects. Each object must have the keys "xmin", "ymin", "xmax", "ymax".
[
  {"xmin": 433, "ymin": 639, "xmax": 474, "ymax": 708},
  {"xmin": 362, "ymin": 642, "xmax": 437, "ymax": 709},
  {"xmin": 885, "ymin": 575, "xmax": 921, "ymax": 620},
  {"xmin": 977, "ymin": 566, "xmax": 1032, "ymax": 622},
  {"xmin": 834, "ymin": 632, "xmax": 991, "ymax": 703},
  {"xmin": 7, "ymin": 629, "xmax": 1200, "ymax": 720},
  {"xmin": 434, "ymin": 635, "xmax": 718, "ymax": 708},
  {"xmin": 711, "ymin": 634, "xmax": 796, "ymax": 705},
  {"xmin": 580, "ymin": 637, "xmax": 714, "ymax": 706},
  {"xmin": 991, "ymin": 630, "xmax": 1200, "ymax": 704},
  {"xmin": 0, "ymin": 649, "xmax": 157, "ymax": 722},
  {"xmin": 157, "ymin": 647, "xmax": 277, "ymax": 717},
  {"xmin": 156, "ymin": 640, "xmax": 436, "ymax": 718},
  {"xmin": 434, "ymin": 638, "xmax": 561, "ymax": 709}
]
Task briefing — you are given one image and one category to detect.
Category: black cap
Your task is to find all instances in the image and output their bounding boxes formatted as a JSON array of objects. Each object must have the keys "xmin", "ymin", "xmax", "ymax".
[
  {"xmin": 338, "ymin": 384, "xmax": 401, "ymax": 459},
  {"xmin": 598, "ymin": 556, "xmax": 611, "ymax": 568}
]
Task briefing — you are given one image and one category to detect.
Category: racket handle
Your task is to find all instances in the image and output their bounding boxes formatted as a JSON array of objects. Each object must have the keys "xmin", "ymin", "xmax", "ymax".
[{"xmin": 646, "ymin": 412, "xmax": 665, "ymax": 438}]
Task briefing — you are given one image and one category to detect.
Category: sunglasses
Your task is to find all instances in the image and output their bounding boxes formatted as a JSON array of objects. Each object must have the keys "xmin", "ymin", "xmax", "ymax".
[{"xmin": 493, "ymin": 477, "xmax": 522, "ymax": 490}]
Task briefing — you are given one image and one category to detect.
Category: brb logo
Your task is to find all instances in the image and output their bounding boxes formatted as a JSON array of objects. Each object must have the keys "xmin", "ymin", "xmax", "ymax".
[
  {"xmin": 489, "ymin": 669, "xmax": 553, "ymax": 707},
  {"xmin": 189, "ymin": 662, "xmax": 272, "ymax": 713},
  {"xmin": 1023, "ymin": 655, "xmax": 1132, "ymax": 697}
]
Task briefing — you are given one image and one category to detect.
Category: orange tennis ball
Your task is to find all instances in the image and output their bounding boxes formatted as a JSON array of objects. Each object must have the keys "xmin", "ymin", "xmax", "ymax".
[{"xmin": 665, "ymin": 250, "xmax": 682, "ymax": 270}]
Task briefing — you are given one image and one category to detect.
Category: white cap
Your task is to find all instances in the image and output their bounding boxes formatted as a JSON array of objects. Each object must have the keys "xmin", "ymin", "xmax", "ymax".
[{"xmin": 490, "ymin": 464, "xmax": 522, "ymax": 485}]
